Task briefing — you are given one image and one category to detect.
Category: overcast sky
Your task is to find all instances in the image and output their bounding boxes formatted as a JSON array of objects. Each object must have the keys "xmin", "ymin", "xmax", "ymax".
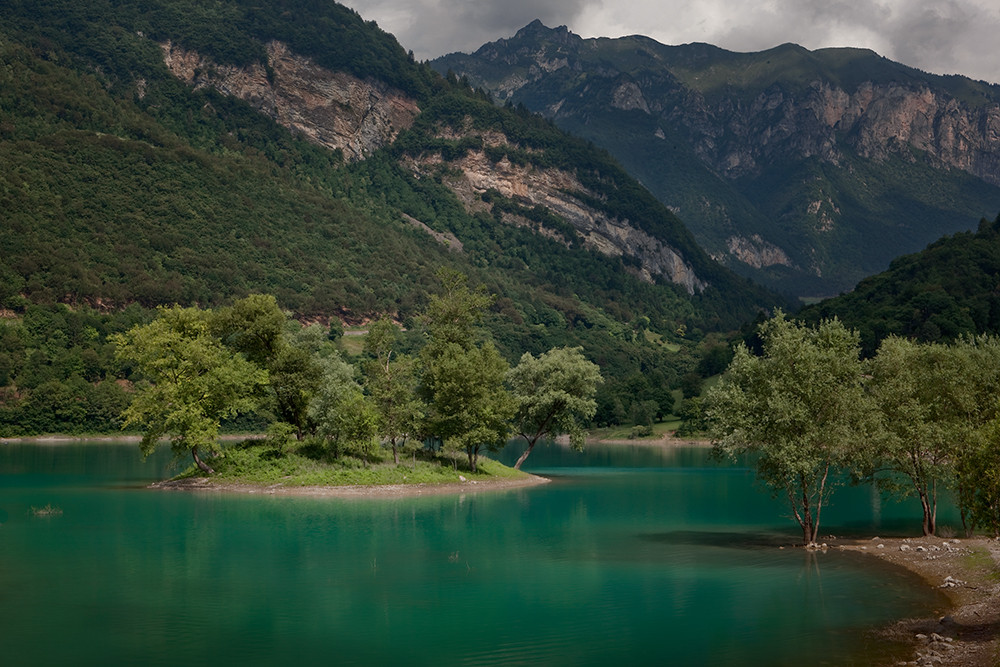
[{"xmin": 340, "ymin": 0, "xmax": 1000, "ymax": 84}]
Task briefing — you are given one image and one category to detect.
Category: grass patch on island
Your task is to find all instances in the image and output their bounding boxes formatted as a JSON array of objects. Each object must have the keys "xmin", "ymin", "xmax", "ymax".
[{"xmin": 170, "ymin": 439, "xmax": 530, "ymax": 487}]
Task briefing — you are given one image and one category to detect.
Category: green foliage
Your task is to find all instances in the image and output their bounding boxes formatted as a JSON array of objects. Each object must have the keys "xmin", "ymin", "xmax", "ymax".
[
  {"xmin": 307, "ymin": 352, "xmax": 374, "ymax": 458},
  {"xmin": 420, "ymin": 272, "xmax": 514, "ymax": 472},
  {"xmin": 507, "ymin": 346, "xmax": 601, "ymax": 468},
  {"xmin": 706, "ymin": 313, "xmax": 874, "ymax": 545},
  {"xmin": 801, "ymin": 213, "xmax": 1000, "ymax": 354},
  {"xmin": 362, "ymin": 317, "xmax": 424, "ymax": 464},
  {"xmin": 863, "ymin": 337, "xmax": 986, "ymax": 535},
  {"xmin": 0, "ymin": 304, "xmax": 150, "ymax": 436},
  {"xmin": 112, "ymin": 305, "xmax": 268, "ymax": 468}
]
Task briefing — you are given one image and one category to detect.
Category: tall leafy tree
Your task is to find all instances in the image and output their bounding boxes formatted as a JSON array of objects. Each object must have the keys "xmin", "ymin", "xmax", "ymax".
[
  {"xmin": 214, "ymin": 295, "xmax": 327, "ymax": 439},
  {"xmin": 308, "ymin": 352, "xmax": 377, "ymax": 459},
  {"xmin": 113, "ymin": 306, "xmax": 267, "ymax": 473},
  {"xmin": 865, "ymin": 337, "xmax": 976, "ymax": 535},
  {"xmin": 421, "ymin": 270, "xmax": 513, "ymax": 472},
  {"xmin": 507, "ymin": 346, "xmax": 602, "ymax": 469},
  {"xmin": 363, "ymin": 317, "xmax": 424, "ymax": 465},
  {"xmin": 706, "ymin": 313, "xmax": 873, "ymax": 546},
  {"xmin": 946, "ymin": 336, "xmax": 1000, "ymax": 535}
]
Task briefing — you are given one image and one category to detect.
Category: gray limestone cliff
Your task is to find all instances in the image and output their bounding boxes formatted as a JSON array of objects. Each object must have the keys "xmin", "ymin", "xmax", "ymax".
[{"xmin": 161, "ymin": 40, "xmax": 419, "ymax": 161}]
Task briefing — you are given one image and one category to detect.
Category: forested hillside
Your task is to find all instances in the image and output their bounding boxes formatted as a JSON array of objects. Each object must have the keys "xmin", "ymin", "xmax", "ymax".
[
  {"xmin": 799, "ymin": 213, "xmax": 1000, "ymax": 354},
  {"xmin": 433, "ymin": 21, "xmax": 1000, "ymax": 297},
  {"xmin": 0, "ymin": 0, "xmax": 783, "ymax": 436}
]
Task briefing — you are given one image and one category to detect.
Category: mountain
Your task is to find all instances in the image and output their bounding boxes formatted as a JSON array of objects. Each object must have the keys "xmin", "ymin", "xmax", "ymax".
[
  {"xmin": 432, "ymin": 21, "xmax": 1000, "ymax": 298},
  {"xmin": 798, "ymin": 213, "xmax": 1000, "ymax": 354},
  {"xmin": 0, "ymin": 0, "xmax": 785, "ymax": 435}
]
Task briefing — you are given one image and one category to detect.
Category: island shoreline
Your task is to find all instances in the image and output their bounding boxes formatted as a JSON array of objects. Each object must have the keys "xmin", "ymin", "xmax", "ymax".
[{"xmin": 149, "ymin": 473, "xmax": 551, "ymax": 497}]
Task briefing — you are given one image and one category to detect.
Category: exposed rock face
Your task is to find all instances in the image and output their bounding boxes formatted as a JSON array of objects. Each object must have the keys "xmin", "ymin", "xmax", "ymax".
[
  {"xmin": 694, "ymin": 81, "xmax": 1000, "ymax": 185},
  {"xmin": 161, "ymin": 41, "xmax": 419, "ymax": 160},
  {"xmin": 725, "ymin": 235, "xmax": 794, "ymax": 270},
  {"xmin": 432, "ymin": 24, "xmax": 1000, "ymax": 296},
  {"xmin": 406, "ymin": 140, "xmax": 706, "ymax": 294}
]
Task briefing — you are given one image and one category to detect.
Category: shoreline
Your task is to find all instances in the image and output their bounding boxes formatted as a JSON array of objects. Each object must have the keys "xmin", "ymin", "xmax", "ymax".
[
  {"xmin": 150, "ymin": 473, "xmax": 551, "ymax": 497},
  {"xmin": 829, "ymin": 535, "xmax": 1000, "ymax": 666},
  {"xmin": 7, "ymin": 433, "xmax": 995, "ymax": 662}
]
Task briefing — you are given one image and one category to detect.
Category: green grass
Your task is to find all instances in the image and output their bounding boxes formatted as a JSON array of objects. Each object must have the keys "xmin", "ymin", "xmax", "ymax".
[
  {"xmin": 963, "ymin": 546, "xmax": 1000, "ymax": 583},
  {"xmin": 172, "ymin": 439, "xmax": 530, "ymax": 486},
  {"xmin": 337, "ymin": 330, "xmax": 368, "ymax": 356},
  {"xmin": 588, "ymin": 419, "xmax": 682, "ymax": 441},
  {"xmin": 643, "ymin": 330, "xmax": 681, "ymax": 352}
]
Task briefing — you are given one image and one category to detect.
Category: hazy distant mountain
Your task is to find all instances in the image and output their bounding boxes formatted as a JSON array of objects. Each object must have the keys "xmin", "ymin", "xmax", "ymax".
[{"xmin": 433, "ymin": 21, "xmax": 1000, "ymax": 297}]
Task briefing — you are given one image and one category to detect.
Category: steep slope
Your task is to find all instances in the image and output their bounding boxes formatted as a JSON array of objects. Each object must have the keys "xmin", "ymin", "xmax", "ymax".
[
  {"xmin": 0, "ymin": 0, "xmax": 787, "ymax": 436},
  {"xmin": 799, "ymin": 213, "xmax": 1000, "ymax": 354},
  {"xmin": 433, "ymin": 21, "xmax": 1000, "ymax": 297}
]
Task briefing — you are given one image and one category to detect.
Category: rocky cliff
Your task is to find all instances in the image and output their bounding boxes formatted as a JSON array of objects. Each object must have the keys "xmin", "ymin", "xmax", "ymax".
[
  {"xmin": 162, "ymin": 40, "xmax": 419, "ymax": 160},
  {"xmin": 687, "ymin": 80, "xmax": 1000, "ymax": 185},
  {"xmin": 404, "ymin": 132, "xmax": 706, "ymax": 294},
  {"xmin": 433, "ymin": 23, "xmax": 1000, "ymax": 296},
  {"xmin": 161, "ymin": 38, "xmax": 707, "ymax": 295}
]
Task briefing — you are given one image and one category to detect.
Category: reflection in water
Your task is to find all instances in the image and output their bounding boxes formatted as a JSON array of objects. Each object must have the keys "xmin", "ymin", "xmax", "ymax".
[{"xmin": 0, "ymin": 441, "xmax": 949, "ymax": 666}]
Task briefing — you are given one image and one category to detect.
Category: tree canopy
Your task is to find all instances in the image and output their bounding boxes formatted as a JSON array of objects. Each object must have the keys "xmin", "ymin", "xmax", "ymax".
[
  {"xmin": 112, "ymin": 305, "xmax": 268, "ymax": 471},
  {"xmin": 706, "ymin": 312, "xmax": 874, "ymax": 545},
  {"xmin": 507, "ymin": 346, "xmax": 601, "ymax": 469}
]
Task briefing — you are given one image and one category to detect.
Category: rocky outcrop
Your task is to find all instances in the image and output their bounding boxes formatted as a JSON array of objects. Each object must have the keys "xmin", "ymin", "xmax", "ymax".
[
  {"xmin": 406, "ymin": 142, "xmax": 706, "ymax": 294},
  {"xmin": 725, "ymin": 235, "xmax": 794, "ymax": 270},
  {"xmin": 161, "ymin": 41, "xmax": 419, "ymax": 161},
  {"xmin": 432, "ymin": 24, "xmax": 1000, "ymax": 296},
  {"xmin": 696, "ymin": 81, "xmax": 1000, "ymax": 184}
]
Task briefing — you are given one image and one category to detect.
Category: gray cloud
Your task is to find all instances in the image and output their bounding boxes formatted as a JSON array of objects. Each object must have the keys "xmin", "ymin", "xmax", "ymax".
[
  {"xmin": 343, "ymin": 0, "xmax": 588, "ymax": 57},
  {"xmin": 342, "ymin": 0, "xmax": 1000, "ymax": 83}
]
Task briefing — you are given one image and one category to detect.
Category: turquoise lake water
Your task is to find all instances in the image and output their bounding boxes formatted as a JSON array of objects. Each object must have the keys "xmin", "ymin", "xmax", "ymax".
[{"xmin": 0, "ymin": 441, "xmax": 952, "ymax": 665}]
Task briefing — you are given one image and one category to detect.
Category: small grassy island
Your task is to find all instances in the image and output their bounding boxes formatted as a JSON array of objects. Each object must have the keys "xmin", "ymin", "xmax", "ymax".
[{"xmin": 154, "ymin": 437, "xmax": 546, "ymax": 496}]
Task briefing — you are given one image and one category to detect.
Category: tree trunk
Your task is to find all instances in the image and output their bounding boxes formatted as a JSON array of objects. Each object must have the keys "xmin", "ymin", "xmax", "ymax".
[
  {"xmin": 513, "ymin": 437, "xmax": 537, "ymax": 470},
  {"xmin": 919, "ymin": 491, "xmax": 935, "ymax": 536},
  {"xmin": 192, "ymin": 446, "xmax": 215, "ymax": 474},
  {"xmin": 391, "ymin": 439, "xmax": 399, "ymax": 466}
]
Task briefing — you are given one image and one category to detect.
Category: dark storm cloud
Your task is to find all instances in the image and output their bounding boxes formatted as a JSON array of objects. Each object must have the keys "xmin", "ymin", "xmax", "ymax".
[
  {"xmin": 342, "ymin": 0, "xmax": 1000, "ymax": 83},
  {"xmin": 342, "ymin": 0, "xmax": 589, "ymax": 58}
]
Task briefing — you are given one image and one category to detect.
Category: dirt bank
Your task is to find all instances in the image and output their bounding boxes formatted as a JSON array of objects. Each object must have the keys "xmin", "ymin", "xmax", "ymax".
[
  {"xmin": 150, "ymin": 473, "xmax": 550, "ymax": 497},
  {"xmin": 828, "ymin": 535, "xmax": 1000, "ymax": 666}
]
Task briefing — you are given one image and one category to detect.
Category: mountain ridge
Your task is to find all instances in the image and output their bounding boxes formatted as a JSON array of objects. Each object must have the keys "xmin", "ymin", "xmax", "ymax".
[{"xmin": 433, "ymin": 22, "xmax": 1000, "ymax": 297}]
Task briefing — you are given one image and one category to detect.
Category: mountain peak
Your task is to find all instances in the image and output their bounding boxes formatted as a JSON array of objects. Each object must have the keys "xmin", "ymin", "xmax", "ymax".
[{"xmin": 512, "ymin": 20, "xmax": 576, "ymax": 43}]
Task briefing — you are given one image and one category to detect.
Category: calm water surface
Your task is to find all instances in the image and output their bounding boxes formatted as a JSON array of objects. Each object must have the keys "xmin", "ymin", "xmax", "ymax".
[{"xmin": 0, "ymin": 441, "xmax": 952, "ymax": 666}]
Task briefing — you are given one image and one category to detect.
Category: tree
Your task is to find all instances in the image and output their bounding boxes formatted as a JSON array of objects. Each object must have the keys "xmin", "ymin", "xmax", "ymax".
[
  {"xmin": 507, "ymin": 346, "xmax": 601, "ymax": 469},
  {"xmin": 308, "ymin": 352, "xmax": 377, "ymax": 459},
  {"xmin": 706, "ymin": 313, "xmax": 873, "ymax": 546},
  {"xmin": 865, "ymin": 337, "xmax": 970, "ymax": 535},
  {"xmin": 420, "ymin": 270, "xmax": 513, "ymax": 472},
  {"xmin": 214, "ymin": 296, "xmax": 331, "ymax": 440},
  {"xmin": 946, "ymin": 336, "xmax": 1000, "ymax": 535},
  {"xmin": 363, "ymin": 317, "xmax": 424, "ymax": 465},
  {"xmin": 113, "ymin": 306, "xmax": 267, "ymax": 473}
]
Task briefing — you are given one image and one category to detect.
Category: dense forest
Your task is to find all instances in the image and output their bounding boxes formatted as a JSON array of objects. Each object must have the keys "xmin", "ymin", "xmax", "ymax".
[
  {"xmin": 800, "ymin": 213, "xmax": 1000, "ymax": 354},
  {"xmin": 0, "ymin": 0, "xmax": 783, "ymax": 436}
]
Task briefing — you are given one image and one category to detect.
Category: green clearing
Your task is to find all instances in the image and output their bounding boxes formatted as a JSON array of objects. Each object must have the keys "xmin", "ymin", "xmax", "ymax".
[
  {"xmin": 588, "ymin": 418, "xmax": 683, "ymax": 441},
  {"xmin": 171, "ymin": 439, "xmax": 529, "ymax": 486}
]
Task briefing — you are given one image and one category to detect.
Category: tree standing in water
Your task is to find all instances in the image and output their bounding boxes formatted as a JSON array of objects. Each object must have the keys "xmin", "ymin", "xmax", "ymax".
[
  {"xmin": 706, "ymin": 313, "xmax": 873, "ymax": 546},
  {"xmin": 508, "ymin": 346, "xmax": 601, "ymax": 469}
]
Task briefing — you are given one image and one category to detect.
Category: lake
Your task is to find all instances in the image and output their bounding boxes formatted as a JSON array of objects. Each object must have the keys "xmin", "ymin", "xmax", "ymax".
[{"xmin": 0, "ymin": 441, "xmax": 951, "ymax": 666}]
